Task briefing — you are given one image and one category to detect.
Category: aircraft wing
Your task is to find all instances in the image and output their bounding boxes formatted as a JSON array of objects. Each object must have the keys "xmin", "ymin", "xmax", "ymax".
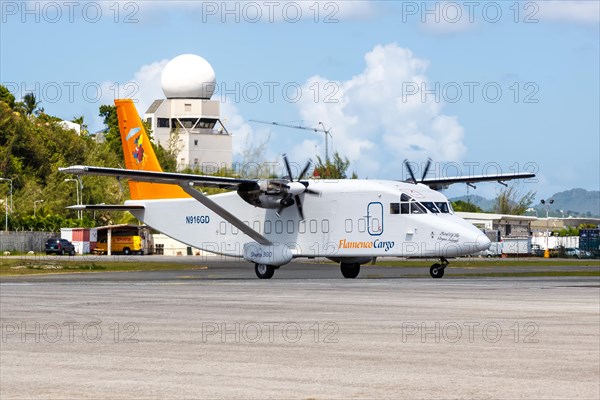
[
  {"xmin": 59, "ymin": 165, "xmax": 259, "ymax": 190},
  {"xmin": 421, "ymin": 172, "xmax": 536, "ymax": 190},
  {"xmin": 66, "ymin": 204, "xmax": 145, "ymax": 211},
  {"xmin": 60, "ymin": 165, "xmax": 272, "ymax": 245}
]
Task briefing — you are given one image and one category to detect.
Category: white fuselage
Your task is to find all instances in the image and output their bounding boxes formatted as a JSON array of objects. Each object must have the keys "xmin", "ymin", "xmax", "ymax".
[{"xmin": 128, "ymin": 179, "xmax": 491, "ymax": 262}]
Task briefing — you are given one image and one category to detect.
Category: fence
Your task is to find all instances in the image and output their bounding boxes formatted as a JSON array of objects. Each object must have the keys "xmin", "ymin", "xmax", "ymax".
[{"xmin": 0, "ymin": 231, "xmax": 57, "ymax": 254}]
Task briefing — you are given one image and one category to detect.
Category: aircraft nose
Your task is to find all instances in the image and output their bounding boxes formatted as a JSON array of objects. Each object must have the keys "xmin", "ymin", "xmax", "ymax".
[{"xmin": 474, "ymin": 233, "xmax": 492, "ymax": 252}]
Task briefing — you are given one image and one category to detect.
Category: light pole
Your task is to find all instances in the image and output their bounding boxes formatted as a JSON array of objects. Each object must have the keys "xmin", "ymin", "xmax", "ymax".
[
  {"xmin": 1, "ymin": 198, "xmax": 7, "ymax": 231},
  {"xmin": 34, "ymin": 200, "xmax": 44, "ymax": 218},
  {"xmin": 64, "ymin": 178, "xmax": 81, "ymax": 220},
  {"xmin": 540, "ymin": 199, "xmax": 554, "ymax": 257},
  {"xmin": 0, "ymin": 177, "xmax": 12, "ymax": 214}
]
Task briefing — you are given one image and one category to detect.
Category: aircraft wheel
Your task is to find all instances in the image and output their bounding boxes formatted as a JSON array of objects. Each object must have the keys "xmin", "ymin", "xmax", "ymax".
[
  {"xmin": 255, "ymin": 263, "xmax": 275, "ymax": 279},
  {"xmin": 430, "ymin": 263, "xmax": 445, "ymax": 278},
  {"xmin": 340, "ymin": 263, "xmax": 360, "ymax": 279}
]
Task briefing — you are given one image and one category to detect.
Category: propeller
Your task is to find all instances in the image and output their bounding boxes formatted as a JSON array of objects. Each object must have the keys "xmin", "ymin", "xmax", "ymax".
[
  {"xmin": 404, "ymin": 158, "xmax": 432, "ymax": 184},
  {"xmin": 276, "ymin": 154, "xmax": 314, "ymax": 220}
]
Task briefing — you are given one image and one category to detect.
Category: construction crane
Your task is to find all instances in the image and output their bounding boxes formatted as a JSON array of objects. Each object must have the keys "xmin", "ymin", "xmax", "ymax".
[{"xmin": 249, "ymin": 119, "xmax": 333, "ymax": 162}]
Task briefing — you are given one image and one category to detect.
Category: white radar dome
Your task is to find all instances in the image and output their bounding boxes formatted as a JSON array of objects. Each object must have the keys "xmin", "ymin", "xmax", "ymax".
[{"xmin": 161, "ymin": 54, "xmax": 216, "ymax": 99}]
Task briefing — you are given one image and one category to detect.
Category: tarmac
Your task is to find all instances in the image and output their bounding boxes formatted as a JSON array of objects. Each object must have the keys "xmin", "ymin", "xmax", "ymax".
[{"xmin": 1, "ymin": 261, "xmax": 599, "ymax": 399}]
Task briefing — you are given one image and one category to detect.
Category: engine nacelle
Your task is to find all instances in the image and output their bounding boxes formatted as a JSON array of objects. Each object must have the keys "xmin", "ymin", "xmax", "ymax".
[{"xmin": 237, "ymin": 180, "xmax": 294, "ymax": 210}]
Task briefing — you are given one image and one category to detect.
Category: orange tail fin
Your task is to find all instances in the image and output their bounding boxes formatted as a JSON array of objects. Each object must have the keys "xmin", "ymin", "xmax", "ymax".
[{"xmin": 115, "ymin": 99, "xmax": 188, "ymax": 200}]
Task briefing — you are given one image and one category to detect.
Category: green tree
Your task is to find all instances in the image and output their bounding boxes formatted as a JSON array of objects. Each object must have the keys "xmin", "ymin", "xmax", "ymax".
[
  {"xmin": 313, "ymin": 151, "xmax": 356, "ymax": 179},
  {"xmin": 492, "ymin": 185, "xmax": 536, "ymax": 215},
  {"xmin": 0, "ymin": 85, "xmax": 15, "ymax": 109},
  {"xmin": 451, "ymin": 200, "xmax": 484, "ymax": 213},
  {"xmin": 22, "ymin": 92, "xmax": 41, "ymax": 116},
  {"xmin": 72, "ymin": 115, "xmax": 89, "ymax": 135}
]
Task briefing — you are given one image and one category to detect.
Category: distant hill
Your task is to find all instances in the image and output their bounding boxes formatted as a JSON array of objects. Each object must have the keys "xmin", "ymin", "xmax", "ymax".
[
  {"xmin": 451, "ymin": 188, "xmax": 600, "ymax": 217},
  {"xmin": 449, "ymin": 195, "xmax": 495, "ymax": 212},
  {"xmin": 534, "ymin": 188, "xmax": 600, "ymax": 217}
]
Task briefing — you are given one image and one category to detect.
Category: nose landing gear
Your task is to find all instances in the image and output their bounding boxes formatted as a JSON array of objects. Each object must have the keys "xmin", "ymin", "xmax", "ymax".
[{"xmin": 430, "ymin": 257, "xmax": 449, "ymax": 278}]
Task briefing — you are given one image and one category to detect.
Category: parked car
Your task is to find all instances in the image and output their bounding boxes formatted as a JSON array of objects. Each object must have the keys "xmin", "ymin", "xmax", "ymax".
[
  {"xmin": 531, "ymin": 244, "xmax": 545, "ymax": 257},
  {"xmin": 564, "ymin": 247, "xmax": 591, "ymax": 259},
  {"xmin": 45, "ymin": 238, "xmax": 76, "ymax": 255}
]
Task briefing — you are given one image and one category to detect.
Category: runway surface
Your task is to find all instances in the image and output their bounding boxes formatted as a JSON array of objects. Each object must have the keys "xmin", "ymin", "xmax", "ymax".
[{"xmin": 1, "ymin": 262, "xmax": 599, "ymax": 399}]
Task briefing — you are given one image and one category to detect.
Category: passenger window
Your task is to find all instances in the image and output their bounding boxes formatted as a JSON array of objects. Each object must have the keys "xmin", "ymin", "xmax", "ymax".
[
  {"xmin": 390, "ymin": 203, "xmax": 400, "ymax": 214},
  {"xmin": 232, "ymin": 226, "xmax": 239, "ymax": 235},
  {"xmin": 299, "ymin": 221, "xmax": 306, "ymax": 234},
  {"xmin": 358, "ymin": 218, "xmax": 366, "ymax": 233},
  {"xmin": 264, "ymin": 221, "xmax": 272, "ymax": 234},
  {"xmin": 275, "ymin": 220, "xmax": 283, "ymax": 234},
  {"xmin": 322, "ymin": 220, "xmax": 330, "ymax": 233},
  {"xmin": 287, "ymin": 220, "xmax": 294, "ymax": 234},
  {"xmin": 253, "ymin": 221, "xmax": 261, "ymax": 233},
  {"xmin": 310, "ymin": 220, "xmax": 318, "ymax": 234},
  {"xmin": 219, "ymin": 221, "xmax": 227, "ymax": 235},
  {"xmin": 345, "ymin": 219, "xmax": 353, "ymax": 233}
]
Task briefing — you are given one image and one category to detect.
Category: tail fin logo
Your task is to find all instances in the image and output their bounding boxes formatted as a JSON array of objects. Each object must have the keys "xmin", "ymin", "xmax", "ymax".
[{"xmin": 127, "ymin": 127, "xmax": 147, "ymax": 166}]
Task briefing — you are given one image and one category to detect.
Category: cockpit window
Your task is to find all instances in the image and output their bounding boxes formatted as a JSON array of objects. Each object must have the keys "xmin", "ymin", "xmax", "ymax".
[
  {"xmin": 400, "ymin": 193, "xmax": 427, "ymax": 214},
  {"xmin": 435, "ymin": 202, "xmax": 451, "ymax": 214},
  {"xmin": 410, "ymin": 201, "xmax": 427, "ymax": 214},
  {"xmin": 421, "ymin": 202, "xmax": 439, "ymax": 214}
]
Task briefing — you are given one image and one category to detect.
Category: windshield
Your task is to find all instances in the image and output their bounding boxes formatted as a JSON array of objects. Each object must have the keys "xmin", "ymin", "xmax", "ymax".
[
  {"xmin": 435, "ymin": 202, "xmax": 451, "ymax": 214},
  {"xmin": 421, "ymin": 202, "xmax": 439, "ymax": 213}
]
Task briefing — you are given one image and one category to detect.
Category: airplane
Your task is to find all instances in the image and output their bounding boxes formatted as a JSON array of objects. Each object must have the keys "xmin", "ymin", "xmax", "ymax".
[{"xmin": 60, "ymin": 99, "xmax": 536, "ymax": 279}]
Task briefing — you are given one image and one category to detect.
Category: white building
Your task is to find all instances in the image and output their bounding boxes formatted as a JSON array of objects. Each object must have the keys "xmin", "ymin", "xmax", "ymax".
[{"xmin": 144, "ymin": 54, "xmax": 232, "ymax": 172}]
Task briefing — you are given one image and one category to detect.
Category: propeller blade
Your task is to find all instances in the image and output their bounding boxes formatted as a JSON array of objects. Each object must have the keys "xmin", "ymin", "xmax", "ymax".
[
  {"xmin": 282, "ymin": 154, "xmax": 294, "ymax": 181},
  {"xmin": 298, "ymin": 160, "xmax": 312, "ymax": 181},
  {"xmin": 295, "ymin": 195, "xmax": 305, "ymax": 220},
  {"xmin": 421, "ymin": 158, "xmax": 432, "ymax": 182},
  {"xmin": 404, "ymin": 159, "xmax": 417, "ymax": 184}
]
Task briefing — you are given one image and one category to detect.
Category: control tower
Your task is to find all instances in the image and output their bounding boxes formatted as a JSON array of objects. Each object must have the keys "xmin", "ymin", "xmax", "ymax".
[{"xmin": 144, "ymin": 54, "xmax": 232, "ymax": 172}]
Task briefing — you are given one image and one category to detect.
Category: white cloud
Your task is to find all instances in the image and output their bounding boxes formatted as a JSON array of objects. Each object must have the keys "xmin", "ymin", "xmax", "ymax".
[
  {"xmin": 537, "ymin": 1, "xmax": 600, "ymax": 23},
  {"xmin": 295, "ymin": 43, "xmax": 467, "ymax": 179},
  {"xmin": 94, "ymin": 59, "xmax": 169, "ymax": 128}
]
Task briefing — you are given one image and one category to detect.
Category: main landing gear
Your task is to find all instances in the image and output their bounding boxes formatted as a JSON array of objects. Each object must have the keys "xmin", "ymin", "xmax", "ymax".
[
  {"xmin": 429, "ymin": 257, "xmax": 449, "ymax": 279},
  {"xmin": 255, "ymin": 263, "xmax": 275, "ymax": 279},
  {"xmin": 340, "ymin": 262, "xmax": 360, "ymax": 279}
]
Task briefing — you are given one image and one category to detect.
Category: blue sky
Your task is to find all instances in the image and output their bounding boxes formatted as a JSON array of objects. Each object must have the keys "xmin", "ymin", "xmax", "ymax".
[{"xmin": 1, "ymin": 1, "xmax": 599, "ymax": 201}]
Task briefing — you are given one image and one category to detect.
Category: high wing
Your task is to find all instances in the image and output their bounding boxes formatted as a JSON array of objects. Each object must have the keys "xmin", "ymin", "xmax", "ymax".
[
  {"xmin": 59, "ymin": 165, "xmax": 271, "ymax": 245},
  {"xmin": 421, "ymin": 172, "xmax": 536, "ymax": 190},
  {"xmin": 59, "ymin": 165, "xmax": 258, "ymax": 190}
]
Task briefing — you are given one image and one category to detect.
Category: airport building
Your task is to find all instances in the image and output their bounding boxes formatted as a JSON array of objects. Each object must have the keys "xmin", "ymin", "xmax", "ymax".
[{"xmin": 144, "ymin": 54, "xmax": 232, "ymax": 172}]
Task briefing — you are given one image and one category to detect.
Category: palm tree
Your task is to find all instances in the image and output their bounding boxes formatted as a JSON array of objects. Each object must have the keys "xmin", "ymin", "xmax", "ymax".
[
  {"xmin": 72, "ymin": 116, "xmax": 89, "ymax": 135},
  {"xmin": 23, "ymin": 93, "xmax": 40, "ymax": 116}
]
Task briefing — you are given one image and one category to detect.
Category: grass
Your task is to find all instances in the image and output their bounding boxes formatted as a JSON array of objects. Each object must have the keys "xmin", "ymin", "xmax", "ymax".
[
  {"xmin": 374, "ymin": 258, "xmax": 600, "ymax": 268},
  {"xmin": 0, "ymin": 257, "xmax": 208, "ymax": 276},
  {"xmin": 1, "ymin": 255, "xmax": 598, "ymax": 277}
]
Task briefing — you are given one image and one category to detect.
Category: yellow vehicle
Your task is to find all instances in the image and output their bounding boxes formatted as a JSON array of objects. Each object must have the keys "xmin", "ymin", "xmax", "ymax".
[{"xmin": 94, "ymin": 235, "xmax": 144, "ymax": 255}]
